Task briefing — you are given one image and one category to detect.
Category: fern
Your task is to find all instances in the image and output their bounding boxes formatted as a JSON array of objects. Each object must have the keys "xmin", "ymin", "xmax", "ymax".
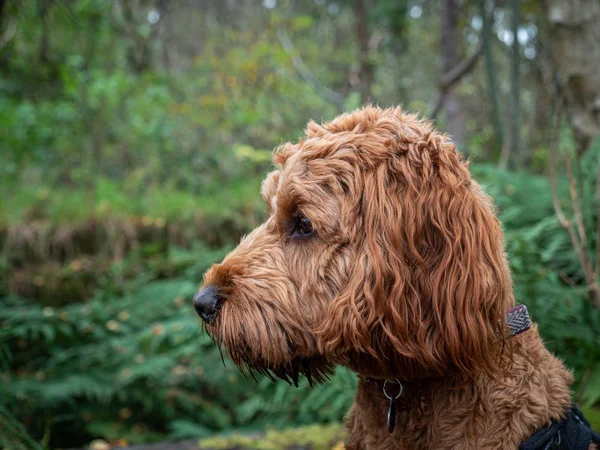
[
  {"xmin": 2, "ymin": 164, "xmax": 600, "ymax": 445},
  {"xmin": 0, "ymin": 407, "xmax": 42, "ymax": 450}
]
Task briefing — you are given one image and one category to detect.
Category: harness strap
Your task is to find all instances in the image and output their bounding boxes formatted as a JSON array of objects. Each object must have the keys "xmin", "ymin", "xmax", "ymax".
[{"xmin": 520, "ymin": 405, "xmax": 600, "ymax": 450}]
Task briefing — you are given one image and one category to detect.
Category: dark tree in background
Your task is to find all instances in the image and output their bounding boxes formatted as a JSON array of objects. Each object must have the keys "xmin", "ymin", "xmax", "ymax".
[
  {"xmin": 509, "ymin": 0, "xmax": 521, "ymax": 165},
  {"xmin": 353, "ymin": 0, "xmax": 373, "ymax": 104},
  {"xmin": 542, "ymin": 0, "xmax": 600, "ymax": 154},
  {"xmin": 481, "ymin": 0, "xmax": 503, "ymax": 153},
  {"xmin": 441, "ymin": 0, "xmax": 465, "ymax": 150}
]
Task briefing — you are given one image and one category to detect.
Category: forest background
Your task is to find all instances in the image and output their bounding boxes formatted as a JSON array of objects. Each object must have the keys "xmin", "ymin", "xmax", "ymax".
[{"xmin": 2, "ymin": 0, "xmax": 600, "ymax": 448}]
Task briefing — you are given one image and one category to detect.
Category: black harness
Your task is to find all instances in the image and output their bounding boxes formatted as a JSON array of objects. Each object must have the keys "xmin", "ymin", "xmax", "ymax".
[{"xmin": 520, "ymin": 404, "xmax": 600, "ymax": 450}]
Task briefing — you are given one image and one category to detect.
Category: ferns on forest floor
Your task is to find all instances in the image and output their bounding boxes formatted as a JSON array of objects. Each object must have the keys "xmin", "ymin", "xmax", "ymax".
[
  {"xmin": 2, "ymin": 164, "xmax": 600, "ymax": 445},
  {"xmin": 0, "ymin": 275, "xmax": 357, "ymax": 445}
]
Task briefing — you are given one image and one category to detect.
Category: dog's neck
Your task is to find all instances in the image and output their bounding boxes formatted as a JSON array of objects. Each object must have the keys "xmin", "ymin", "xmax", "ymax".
[{"xmin": 346, "ymin": 325, "xmax": 573, "ymax": 450}]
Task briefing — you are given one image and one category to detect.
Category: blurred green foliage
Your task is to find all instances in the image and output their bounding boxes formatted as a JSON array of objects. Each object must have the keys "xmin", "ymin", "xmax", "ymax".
[
  {"xmin": 1, "ymin": 247, "xmax": 357, "ymax": 445},
  {"xmin": 1, "ymin": 0, "xmax": 600, "ymax": 447}
]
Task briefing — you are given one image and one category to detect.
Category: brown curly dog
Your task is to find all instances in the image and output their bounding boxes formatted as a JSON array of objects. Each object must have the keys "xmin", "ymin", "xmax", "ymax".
[{"xmin": 194, "ymin": 106, "xmax": 594, "ymax": 449}]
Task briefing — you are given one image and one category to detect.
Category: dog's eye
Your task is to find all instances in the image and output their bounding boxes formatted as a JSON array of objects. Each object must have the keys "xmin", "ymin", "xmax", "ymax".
[{"xmin": 290, "ymin": 213, "xmax": 314, "ymax": 239}]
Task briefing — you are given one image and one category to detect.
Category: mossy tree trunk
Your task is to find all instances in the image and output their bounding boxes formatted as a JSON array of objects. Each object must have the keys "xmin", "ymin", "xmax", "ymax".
[{"xmin": 542, "ymin": 0, "xmax": 600, "ymax": 154}]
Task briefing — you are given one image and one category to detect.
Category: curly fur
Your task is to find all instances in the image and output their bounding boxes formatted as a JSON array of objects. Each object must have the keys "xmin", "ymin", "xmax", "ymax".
[{"xmin": 199, "ymin": 106, "xmax": 588, "ymax": 449}]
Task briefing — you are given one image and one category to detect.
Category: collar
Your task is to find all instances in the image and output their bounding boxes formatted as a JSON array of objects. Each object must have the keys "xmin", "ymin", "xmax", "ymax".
[
  {"xmin": 377, "ymin": 304, "xmax": 532, "ymax": 434},
  {"xmin": 506, "ymin": 304, "xmax": 531, "ymax": 337}
]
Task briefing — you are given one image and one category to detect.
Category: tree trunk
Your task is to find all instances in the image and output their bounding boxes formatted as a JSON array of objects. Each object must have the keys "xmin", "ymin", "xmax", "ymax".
[
  {"xmin": 0, "ymin": 0, "xmax": 6, "ymax": 30},
  {"xmin": 542, "ymin": 0, "xmax": 600, "ymax": 154},
  {"xmin": 353, "ymin": 0, "xmax": 373, "ymax": 105},
  {"xmin": 441, "ymin": 0, "xmax": 465, "ymax": 150},
  {"xmin": 482, "ymin": 0, "xmax": 503, "ymax": 152},
  {"xmin": 38, "ymin": 0, "xmax": 51, "ymax": 64},
  {"xmin": 509, "ymin": 0, "xmax": 521, "ymax": 166}
]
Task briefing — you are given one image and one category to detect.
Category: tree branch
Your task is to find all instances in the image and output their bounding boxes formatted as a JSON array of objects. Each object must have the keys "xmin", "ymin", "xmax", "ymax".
[
  {"xmin": 429, "ymin": 40, "xmax": 484, "ymax": 119},
  {"xmin": 565, "ymin": 157, "xmax": 587, "ymax": 250},
  {"xmin": 549, "ymin": 111, "xmax": 600, "ymax": 309},
  {"xmin": 429, "ymin": 0, "xmax": 498, "ymax": 119},
  {"xmin": 277, "ymin": 27, "xmax": 345, "ymax": 112},
  {"xmin": 440, "ymin": 39, "xmax": 485, "ymax": 90},
  {"xmin": 549, "ymin": 146, "xmax": 589, "ymax": 281}
]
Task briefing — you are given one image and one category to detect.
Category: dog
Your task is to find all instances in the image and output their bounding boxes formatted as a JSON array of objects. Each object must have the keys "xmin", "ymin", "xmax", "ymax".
[{"xmin": 193, "ymin": 106, "xmax": 598, "ymax": 449}]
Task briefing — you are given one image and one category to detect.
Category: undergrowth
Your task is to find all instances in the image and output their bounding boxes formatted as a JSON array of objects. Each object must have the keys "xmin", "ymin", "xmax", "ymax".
[
  {"xmin": 2, "ymin": 162, "xmax": 600, "ymax": 446},
  {"xmin": 0, "ymin": 246, "xmax": 356, "ymax": 446},
  {"xmin": 0, "ymin": 175, "xmax": 265, "ymax": 226}
]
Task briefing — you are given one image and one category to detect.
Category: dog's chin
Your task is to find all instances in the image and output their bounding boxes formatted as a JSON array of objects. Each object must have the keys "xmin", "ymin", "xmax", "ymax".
[
  {"xmin": 237, "ymin": 355, "xmax": 335, "ymax": 387},
  {"xmin": 204, "ymin": 324, "xmax": 334, "ymax": 386}
]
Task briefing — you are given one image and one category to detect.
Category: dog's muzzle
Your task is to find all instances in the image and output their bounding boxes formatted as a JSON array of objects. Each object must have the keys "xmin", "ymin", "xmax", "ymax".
[{"xmin": 193, "ymin": 285, "xmax": 222, "ymax": 323}]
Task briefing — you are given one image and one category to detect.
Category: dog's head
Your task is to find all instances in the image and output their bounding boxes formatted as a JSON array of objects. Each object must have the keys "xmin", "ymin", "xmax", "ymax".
[{"xmin": 195, "ymin": 106, "xmax": 514, "ymax": 383}]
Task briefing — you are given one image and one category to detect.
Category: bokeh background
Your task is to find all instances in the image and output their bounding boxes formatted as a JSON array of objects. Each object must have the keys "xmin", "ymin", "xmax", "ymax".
[{"xmin": 1, "ymin": 0, "xmax": 600, "ymax": 448}]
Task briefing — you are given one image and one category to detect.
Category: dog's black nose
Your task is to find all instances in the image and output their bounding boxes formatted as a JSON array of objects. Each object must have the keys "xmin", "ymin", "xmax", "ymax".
[{"xmin": 193, "ymin": 285, "xmax": 221, "ymax": 323}]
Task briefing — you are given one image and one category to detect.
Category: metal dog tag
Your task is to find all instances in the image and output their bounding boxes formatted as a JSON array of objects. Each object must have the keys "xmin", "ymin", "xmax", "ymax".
[
  {"xmin": 383, "ymin": 379, "xmax": 403, "ymax": 434},
  {"xmin": 387, "ymin": 396, "xmax": 396, "ymax": 433}
]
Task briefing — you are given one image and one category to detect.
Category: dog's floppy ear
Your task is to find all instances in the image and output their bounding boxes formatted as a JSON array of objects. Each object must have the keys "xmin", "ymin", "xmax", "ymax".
[{"xmin": 317, "ymin": 138, "xmax": 514, "ymax": 378}]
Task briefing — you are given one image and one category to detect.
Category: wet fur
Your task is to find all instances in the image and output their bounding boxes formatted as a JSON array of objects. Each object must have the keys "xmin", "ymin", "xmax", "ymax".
[{"xmin": 199, "ymin": 106, "xmax": 588, "ymax": 449}]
